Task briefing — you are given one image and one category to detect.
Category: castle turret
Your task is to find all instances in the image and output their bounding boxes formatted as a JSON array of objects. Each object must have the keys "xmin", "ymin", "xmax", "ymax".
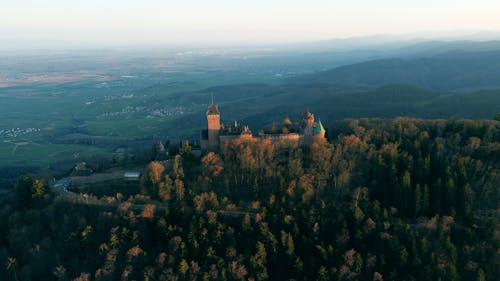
[{"xmin": 313, "ymin": 119, "xmax": 326, "ymax": 139}]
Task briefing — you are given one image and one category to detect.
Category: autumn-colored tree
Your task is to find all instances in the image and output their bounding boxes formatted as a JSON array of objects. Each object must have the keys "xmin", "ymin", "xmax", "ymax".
[
  {"xmin": 174, "ymin": 179, "xmax": 185, "ymax": 201},
  {"xmin": 281, "ymin": 231, "xmax": 294, "ymax": 256},
  {"xmin": 242, "ymin": 213, "xmax": 252, "ymax": 232},
  {"xmin": 298, "ymin": 174, "xmax": 315, "ymax": 203},
  {"xmin": 201, "ymin": 152, "xmax": 224, "ymax": 182},
  {"xmin": 141, "ymin": 161, "xmax": 165, "ymax": 198},
  {"xmin": 173, "ymin": 155, "xmax": 184, "ymax": 179},
  {"xmin": 16, "ymin": 175, "xmax": 48, "ymax": 208},
  {"xmin": 141, "ymin": 204, "xmax": 156, "ymax": 218},
  {"xmin": 149, "ymin": 161, "xmax": 165, "ymax": 184},
  {"xmin": 250, "ymin": 241, "xmax": 268, "ymax": 281},
  {"xmin": 158, "ymin": 175, "xmax": 174, "ymax": 201}
]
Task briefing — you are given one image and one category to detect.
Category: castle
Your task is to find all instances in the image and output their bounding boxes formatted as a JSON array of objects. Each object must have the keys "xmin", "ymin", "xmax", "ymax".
[{"xmin": 200, "ymin": 101, "xmax": 326, "ymax": 152}]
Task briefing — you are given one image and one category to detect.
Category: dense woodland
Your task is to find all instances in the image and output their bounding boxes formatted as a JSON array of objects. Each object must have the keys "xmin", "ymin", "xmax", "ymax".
[{"xmin": 0, "ymin": 118, "xmax": 498, "ymax": 281}]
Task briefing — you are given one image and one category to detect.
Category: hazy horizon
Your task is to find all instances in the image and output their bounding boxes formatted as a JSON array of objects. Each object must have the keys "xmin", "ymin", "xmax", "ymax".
[{"xmin": 2, "ymin": 0, "xmax": 500, "ymax": 48}]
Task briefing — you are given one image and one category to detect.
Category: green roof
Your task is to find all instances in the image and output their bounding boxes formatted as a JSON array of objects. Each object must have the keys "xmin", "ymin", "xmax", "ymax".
[{"xmin": 313, "ymin": 119, "xmax": 325, "ymax": 135}]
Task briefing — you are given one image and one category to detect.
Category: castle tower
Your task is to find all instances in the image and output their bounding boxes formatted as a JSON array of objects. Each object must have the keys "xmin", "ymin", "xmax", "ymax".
[
  {"xmin": 206, "ymin": 101, "xmax": 220, "ymax": 150},
  {"xmin": 301, "ymin": 111, "xmax": 315, "ymax": 136}
]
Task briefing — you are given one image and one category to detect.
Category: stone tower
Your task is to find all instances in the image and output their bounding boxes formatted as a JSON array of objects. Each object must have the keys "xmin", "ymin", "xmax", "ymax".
[
  {"xmin": 301, "ymin": 111, "xmax": 315, "ymax": 136},
  {"xmin": 206, "ymin": 102, "xmax": 220, "ymax": 150}
]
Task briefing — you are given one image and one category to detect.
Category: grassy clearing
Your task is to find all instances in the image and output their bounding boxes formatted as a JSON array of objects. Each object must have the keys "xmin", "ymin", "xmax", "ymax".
[{"xmin": 0, "ymin": 142, "xmax": 114, "ymax": 166}]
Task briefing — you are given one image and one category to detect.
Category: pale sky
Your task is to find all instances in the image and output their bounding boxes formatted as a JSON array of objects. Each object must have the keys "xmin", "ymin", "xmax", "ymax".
[{"xmin": 1, "ymin": 0, "xmax": 499, "ymax": 46}]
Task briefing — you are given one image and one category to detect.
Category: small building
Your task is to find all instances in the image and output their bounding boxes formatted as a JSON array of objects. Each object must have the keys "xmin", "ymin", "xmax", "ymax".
[
  {"xmin": 72, "ymin": 162, "xmax": 93, "ymax": 176},
  {"xmin": 54, "ymin": 177, "xmax": 71, "ymax": 190},
  {"xmin": 124, "ymin": 171, "xmax": 141, "ymax": 181}
]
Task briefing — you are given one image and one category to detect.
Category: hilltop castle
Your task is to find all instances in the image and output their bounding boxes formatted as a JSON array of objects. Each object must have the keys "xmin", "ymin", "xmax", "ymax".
[{"xmin": 200, "ymin": 101, "xmax": 325, "ymax": 152}]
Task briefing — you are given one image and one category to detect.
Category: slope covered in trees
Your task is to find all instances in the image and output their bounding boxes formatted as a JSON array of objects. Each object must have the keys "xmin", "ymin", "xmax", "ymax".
[
  {"xmin": 292, "ymin": 50, "xmax": 500, "ymax": 91},
  {"xmin": 167, "ymin": 84, "xmax": 500, "ymax": 140},
  {"xmin": 0, "ymin": 118, "xmax": 498, "ymax": 281}
]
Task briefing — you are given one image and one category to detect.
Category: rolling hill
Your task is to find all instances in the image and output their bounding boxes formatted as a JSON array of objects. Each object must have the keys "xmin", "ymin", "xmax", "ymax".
[
  {"xmin": 167, "ymin": 83, "xmax": 500, "ymax": 139},
  {"xmin": 293, "ymin": 50, "xmax": 500, "ymax": 91}
]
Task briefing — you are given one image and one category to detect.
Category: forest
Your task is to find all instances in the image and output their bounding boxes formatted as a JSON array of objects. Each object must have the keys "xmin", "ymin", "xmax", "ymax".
[{"xmin": 0, "ymin": 117, "xmax": 498, "ymax": 281}]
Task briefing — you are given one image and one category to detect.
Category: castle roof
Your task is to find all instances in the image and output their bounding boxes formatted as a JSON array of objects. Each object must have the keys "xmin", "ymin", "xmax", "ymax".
[
  {"xmin": 207, "ymin": 104, "xmax": 219, "ymax": 115},
  {"xmin": 302, "ymin": 111, "xmax": 314, "ymax": 120},
  {"xmin": 313, "ymin": 119, "xmax": 326, "ymax": 135},
  {"xmin": 220, "ymin": 121, "xmax": 251, "ymax": 136}
]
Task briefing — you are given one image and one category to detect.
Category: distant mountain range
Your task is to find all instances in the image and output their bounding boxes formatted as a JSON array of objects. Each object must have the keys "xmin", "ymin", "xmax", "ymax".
[
  {"xmin": 392, "ymin": 40, "xmax": 500, "ymax": 57},
  {"xmin": 292, "ymin": 50, "xmax": 500, "ymax": 91}
]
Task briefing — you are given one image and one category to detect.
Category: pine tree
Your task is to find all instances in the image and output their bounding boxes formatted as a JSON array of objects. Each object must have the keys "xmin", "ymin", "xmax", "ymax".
[
  {"xmin": 422, "ymin": 184, "xmax": 430, "ymax": 216},
  {"xmin": 476, "ymin": 268, "xmax": 486, "ymax": 281},
  {"xmin": 242, "ymin": 213, "xmax": 252, "ymax": 232},
  {"xmin": 414, "ymin": 184, "xmax": 422, "ymax": 217}
]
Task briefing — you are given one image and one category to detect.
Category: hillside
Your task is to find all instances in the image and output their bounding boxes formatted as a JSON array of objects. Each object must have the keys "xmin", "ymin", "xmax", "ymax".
[
  {"xmin": 293, "ymin": 50, "xmax": 500, "ymax": 91},
  {"xmin": 0, "ymin": 118, "xmax": 497, "ymax": 280},
  {"xmin": 168, "ymin": 84, "xmax": 500, "ymax": 139}
]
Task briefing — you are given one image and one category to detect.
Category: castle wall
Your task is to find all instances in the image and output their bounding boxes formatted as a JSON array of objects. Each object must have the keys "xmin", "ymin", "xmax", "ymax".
[
  {"xmin": 207, "ymin": 129, "xmax": 220, "ymax": 149},
  {"xmin": 259, "ymin": 133, "xmax": 301, "ymax": 143},
  {"xmin": 219, "ymin": 134, "xmax": 256, "ymax": 145},
  {"xmin": 200, "ymin": 139, "xmax": 208, "ymax": 151}
]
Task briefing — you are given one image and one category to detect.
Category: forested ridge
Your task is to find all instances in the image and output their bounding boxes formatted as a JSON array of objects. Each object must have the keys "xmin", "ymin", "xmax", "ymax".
[
  {"xmin": 0, "ymin": 118, "xmax": 498, "ymax": 281},
  {"xmin": 292, "ymin": 50, "xmax": 500, "ymax": 91}
]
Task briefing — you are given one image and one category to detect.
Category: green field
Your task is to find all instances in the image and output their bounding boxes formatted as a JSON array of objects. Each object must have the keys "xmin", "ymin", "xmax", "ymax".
[
  {"xmin": 0, "ymin": 142, "xmax": 112, "ymax": 167},
  {"xmin": 0, "ymin": 61, "xmax": 284, "ymax": 172}
]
